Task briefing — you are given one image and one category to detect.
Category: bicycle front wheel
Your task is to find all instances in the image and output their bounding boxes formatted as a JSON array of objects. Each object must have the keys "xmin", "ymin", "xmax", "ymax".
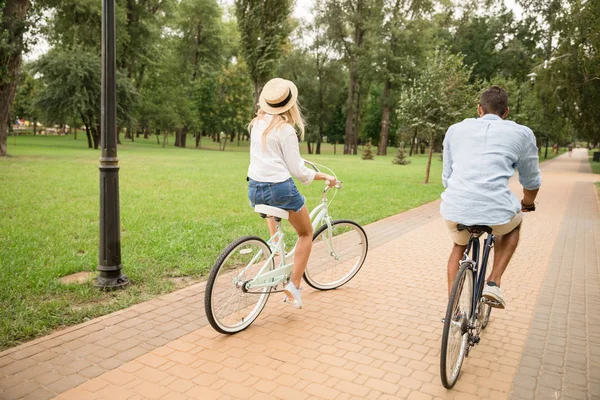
[
  {"xmin": 440, "ymin": 261, "xmax": 474, "ymax": 389},
  {"xmin": 304, "ymin": 220, "xmax": 368, "ymax": 290},
  {"xmin": 205, "ymin": 236, "xmax": 274, "ymax": 334}
]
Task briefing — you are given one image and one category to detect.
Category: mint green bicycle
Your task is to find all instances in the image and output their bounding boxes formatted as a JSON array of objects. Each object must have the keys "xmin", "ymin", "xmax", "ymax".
[{"xmin": 205, "ymin": 161, "xmax": 368, "ymax": 334}]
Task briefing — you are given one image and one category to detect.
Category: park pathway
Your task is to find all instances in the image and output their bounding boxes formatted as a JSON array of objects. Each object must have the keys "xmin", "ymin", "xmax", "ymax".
[{"xmin": 0, "ymin": 149, "xmax": 598, "ymax": 400}]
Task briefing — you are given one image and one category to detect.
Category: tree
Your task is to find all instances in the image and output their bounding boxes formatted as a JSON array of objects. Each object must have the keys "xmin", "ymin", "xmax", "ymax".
[
  {"xmin": 0, "ymin": 0, "xmax": 32, "ymax": 156},
  {"xmin": 397, "ymin": 49, "xmax": 475, "ymax": 183},
  {"xmin": 12, "ymin": 68, "xmax": 41, "ymax": 134},
  {"xmin": 392, "ymin": 143, "xmax": 410, "ymax": 164},
  {"xmin": 234, "ymin": 0, "xmax": 293, "ymax": 109},
  {"xmin": 33, "ymin": 47, "xmax": 135, "ymax": 149},
  {"xmin": 361, "ymin": 139, "xmax": 374, "ymax": 160},
  {"xmin": 375, "ymin": 0, "xmax": 433, "ymax": 155},
  {"xmin": 450, "ymin": 10, "xmax": 541, "ymax": 82},
  {"xmin": 323, "ymin": 0, "xmax": 383, "ymax": 154}
]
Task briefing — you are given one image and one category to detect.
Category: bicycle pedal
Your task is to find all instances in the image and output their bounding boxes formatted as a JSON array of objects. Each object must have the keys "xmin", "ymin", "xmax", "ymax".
[{"xmin": 481, "ymin": 298, "xmax": 501, "ymax": 307}]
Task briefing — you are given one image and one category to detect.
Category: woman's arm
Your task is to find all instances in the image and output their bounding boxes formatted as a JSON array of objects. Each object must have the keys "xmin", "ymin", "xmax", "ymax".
[{"xmin": 280, "ymin": 126, "xmax": 336, "ymax": 186}]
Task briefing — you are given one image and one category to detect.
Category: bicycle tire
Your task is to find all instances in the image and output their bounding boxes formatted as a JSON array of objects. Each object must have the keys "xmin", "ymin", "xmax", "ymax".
[
  {"xmin": 303, "ymin": 220, "xmax": 368, "ymax": 290},
  {"xmin": 440, "ymin": 261, "xmax": 474, "ymax": 389},
  {"xmin": 205, "ymin": 236, "xmax": 274, "ymax": 334},
  {"xmin": 481, "ymin": 302, "xmax": 492, "ymax": 329}
]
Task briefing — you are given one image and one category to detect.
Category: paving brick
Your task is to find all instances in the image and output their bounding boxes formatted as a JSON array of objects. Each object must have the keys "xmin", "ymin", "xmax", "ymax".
[{"xmin": 5, "ymin": 151, "xmax": 599, "ymax": 400}]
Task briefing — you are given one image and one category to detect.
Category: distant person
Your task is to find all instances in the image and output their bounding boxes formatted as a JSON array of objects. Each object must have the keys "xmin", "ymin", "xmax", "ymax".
[
  {"xmin": 247, "ymin": 78, "xmax": 336, "ymax": 309},
  {"xmin": 568, "ymin": 142, "xmax": 573, "ymax": 157},
  {"xmin": 441, "ymin": 85, "xmax": 541, "ymax": 308}
]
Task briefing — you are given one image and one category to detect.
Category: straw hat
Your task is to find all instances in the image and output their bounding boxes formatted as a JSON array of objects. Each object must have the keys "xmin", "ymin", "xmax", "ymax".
[{"xmin": 258, "ymin": 78, "xmax": 298, "ymax": 115}]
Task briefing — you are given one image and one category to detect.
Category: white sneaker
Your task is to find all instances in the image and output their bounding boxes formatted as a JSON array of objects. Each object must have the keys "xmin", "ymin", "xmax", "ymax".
[
  {"xmin": 282, "ymin": 282, "xmax": 303, "ymax": 309},
  {"xmin": 482, "ymin": 283, "xmax": 506, "ymax": 309}
]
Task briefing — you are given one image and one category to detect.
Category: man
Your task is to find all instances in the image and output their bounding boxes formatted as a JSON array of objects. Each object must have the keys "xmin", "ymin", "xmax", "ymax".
[{"xmin": 441, "ymin": 85, "xmax": 541, "ymax": 308}]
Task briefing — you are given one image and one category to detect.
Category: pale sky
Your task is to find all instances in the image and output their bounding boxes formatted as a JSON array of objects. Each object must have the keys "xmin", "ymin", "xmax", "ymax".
[{"xmin": 25, "ymin": 0, "xmax": 524, "ymax": 62}]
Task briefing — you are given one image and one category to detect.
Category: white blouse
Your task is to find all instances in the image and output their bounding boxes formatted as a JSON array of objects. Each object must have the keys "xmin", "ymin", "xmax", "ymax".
[{"xmin": 247, "ymin": 114, "xmax": 316, "ymax": 185}]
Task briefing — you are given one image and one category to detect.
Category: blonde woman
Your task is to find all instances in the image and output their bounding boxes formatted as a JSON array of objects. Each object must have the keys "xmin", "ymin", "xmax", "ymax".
[{"xmin": 247, "ymin": 78, "xmax": 336, "ymax": 309}]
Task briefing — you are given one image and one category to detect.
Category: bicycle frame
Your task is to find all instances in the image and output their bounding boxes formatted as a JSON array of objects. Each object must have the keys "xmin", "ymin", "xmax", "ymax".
[
  {"xmin": 462, "ymin": 232, "xmax": 496, "ymax": 326},
  {"xmin": 239, "ymin": 179, "xmax": 337, "ymax": 292}
]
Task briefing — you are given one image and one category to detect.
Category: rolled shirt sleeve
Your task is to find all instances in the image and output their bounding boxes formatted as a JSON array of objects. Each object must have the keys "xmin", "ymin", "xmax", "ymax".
[
  {"xmin": 280, "ymin": 126, "xmax": 316, "ymax": 185},
  {"xmin": 442, "ymin": 127, "xmax": 453, "ymax": 189},
  {"xmin": 516, "ymin": 128, "xmax": 542, "ymax": 190}
]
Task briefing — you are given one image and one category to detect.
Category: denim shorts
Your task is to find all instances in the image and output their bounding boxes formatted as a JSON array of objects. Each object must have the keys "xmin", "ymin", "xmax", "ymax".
[{"xmin": 248, "ymin": 178, "xmax": 306, "ymax": 212}]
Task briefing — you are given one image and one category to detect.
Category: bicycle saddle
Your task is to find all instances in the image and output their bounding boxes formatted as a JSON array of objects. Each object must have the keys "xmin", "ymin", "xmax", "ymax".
[
  {"xmin": 457, "ymin": 224, "xmax": 492, "ymax": 234},
  {"xmin": 254, "ymin": 204, "xmax": 289, "ymax": 221}
]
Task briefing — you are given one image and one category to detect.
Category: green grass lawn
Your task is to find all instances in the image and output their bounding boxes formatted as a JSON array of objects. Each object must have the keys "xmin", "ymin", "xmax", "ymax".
[
  {"xmin": 0, "ymin": 135, "xmax": 443, "ymax": 348},
  {"xmin": 589, "ymin": 149, "xmax": 600, "ymax": 175},
  {"xmin": 539, "ymin": 146, "xmax": 568, "ymax": 161}
]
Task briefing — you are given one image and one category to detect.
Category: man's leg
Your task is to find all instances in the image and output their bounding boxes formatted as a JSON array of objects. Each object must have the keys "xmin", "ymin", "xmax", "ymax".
[
  {"xmin": 447, "ymin": 243, "xmax": 467, "ymax": 295},
  {"xmin": 488, "ymin": 225, "xmax": 520, "ymax": 286}
]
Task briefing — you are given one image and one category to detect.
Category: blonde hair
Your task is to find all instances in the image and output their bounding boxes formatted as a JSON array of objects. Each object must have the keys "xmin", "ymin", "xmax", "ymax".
[{"xmin": 249, "ymin": 102, "xmax": 306, "ymax": 145}]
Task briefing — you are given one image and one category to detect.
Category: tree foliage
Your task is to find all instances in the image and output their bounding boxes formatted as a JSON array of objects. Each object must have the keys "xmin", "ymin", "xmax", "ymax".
[{"xmin": 234, "ymin": 0, "xmax": 293, "ymax": 109}]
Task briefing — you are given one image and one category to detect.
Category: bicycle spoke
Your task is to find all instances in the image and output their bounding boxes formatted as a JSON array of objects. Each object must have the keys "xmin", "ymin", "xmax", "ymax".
[
  {"xmin": 205, "ymin": 237, "xmax": 274, "ymax": 334},
  {"xmin": 304, "ymin": 221, "xmax": 367, "ymax": 290}
]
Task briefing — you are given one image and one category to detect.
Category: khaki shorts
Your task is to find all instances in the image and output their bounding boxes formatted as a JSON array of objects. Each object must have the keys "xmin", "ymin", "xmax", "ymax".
[{"xmin": 445, "ymin": 213, "xmax": 523, "ymax": 246}]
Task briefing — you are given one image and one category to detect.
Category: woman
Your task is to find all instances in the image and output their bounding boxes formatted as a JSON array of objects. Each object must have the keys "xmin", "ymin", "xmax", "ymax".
[{"xmin": 247, "ymin": 78, "xmax": 336, "ymax": 309}]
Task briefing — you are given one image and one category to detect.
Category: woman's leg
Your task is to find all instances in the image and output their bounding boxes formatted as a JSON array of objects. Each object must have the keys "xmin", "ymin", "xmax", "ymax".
[
  {"xmin": 287, "ymin": 206, "xmax": 313, "ymax": 289},
  {"xmin": 266, "ymin": 218, "xmax": 277, "ymax": 237}
]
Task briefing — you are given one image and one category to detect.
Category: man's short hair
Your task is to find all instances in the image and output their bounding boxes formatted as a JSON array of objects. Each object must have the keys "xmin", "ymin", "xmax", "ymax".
[{"xmin": 480, "ymin": 86, "xmax": 508, "ymax": 117}]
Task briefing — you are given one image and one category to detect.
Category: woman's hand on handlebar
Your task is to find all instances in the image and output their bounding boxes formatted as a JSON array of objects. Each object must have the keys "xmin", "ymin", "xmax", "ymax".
[{"xmin": 316, "ymin": 172, "xmax": 337, "ymax": 187}]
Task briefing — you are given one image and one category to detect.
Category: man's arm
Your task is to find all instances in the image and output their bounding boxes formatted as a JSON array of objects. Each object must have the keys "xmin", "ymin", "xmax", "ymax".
[
  {"xmin": 442, "ymin": 128, "xmax": 453, "ymax": 188},
  {"xmin": 516, "ymin": 129, "xmax": 542, "ymax": 209}
]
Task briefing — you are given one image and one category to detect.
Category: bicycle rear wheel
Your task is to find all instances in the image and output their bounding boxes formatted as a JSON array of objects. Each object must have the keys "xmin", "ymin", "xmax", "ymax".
[
  {"xmin": 303, "ymin": 220, "xmax": 368, "ymax": 290},
  {"xmin": 440, "ymin": 261, "xmax": 474, "ymax": 389},
  {"xmin": 205, "ymin": 236, "xmax": 274, "ymax": 334},
  {"xmin": 479, "ymin": 301, "xmax": 492, "ymax": 329}
]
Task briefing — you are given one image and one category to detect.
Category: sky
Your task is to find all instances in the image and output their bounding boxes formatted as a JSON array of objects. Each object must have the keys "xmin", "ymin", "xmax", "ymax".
[{"xmin": 24, "ymin": 0, "xmax": 525, "ymax": 62}]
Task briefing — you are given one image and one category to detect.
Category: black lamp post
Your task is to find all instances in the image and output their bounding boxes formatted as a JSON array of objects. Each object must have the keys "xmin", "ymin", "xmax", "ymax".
[{"xmin": 95, "ymin": 0, "xmax": 129, "ymax": 289}]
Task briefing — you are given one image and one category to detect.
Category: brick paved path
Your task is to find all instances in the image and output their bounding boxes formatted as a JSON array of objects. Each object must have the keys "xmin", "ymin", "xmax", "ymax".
[{"xmin": 0, "ymin": 149, "xmax": 597, "ymax": 400}]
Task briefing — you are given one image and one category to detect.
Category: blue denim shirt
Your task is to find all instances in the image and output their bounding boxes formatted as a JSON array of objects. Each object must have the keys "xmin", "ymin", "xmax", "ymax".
[{"xmin": 440, "ymin": 114, "xmax": 542, "ymax": 226}]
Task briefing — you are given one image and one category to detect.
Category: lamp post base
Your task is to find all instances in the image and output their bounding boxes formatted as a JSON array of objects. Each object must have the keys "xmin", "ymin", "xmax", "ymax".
[{"xmin": 94, "ymin": 270, "xmax": 129, "ymax": 290}]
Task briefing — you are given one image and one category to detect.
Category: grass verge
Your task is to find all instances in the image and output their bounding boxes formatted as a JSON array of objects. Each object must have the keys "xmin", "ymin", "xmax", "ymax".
[{"xmin": 0, "ymin": 135, "xmax": 443, "ymax": 348}]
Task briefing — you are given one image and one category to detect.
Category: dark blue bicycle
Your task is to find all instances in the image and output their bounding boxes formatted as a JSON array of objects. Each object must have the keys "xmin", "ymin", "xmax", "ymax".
[{"xmin": 440, "ymin": 224, "xmax": 496, "ymax": 389}]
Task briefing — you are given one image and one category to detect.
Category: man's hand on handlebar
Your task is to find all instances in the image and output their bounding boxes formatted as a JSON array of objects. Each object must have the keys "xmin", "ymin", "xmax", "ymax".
[{"xmin": 521, "ymin": 200, "xmax": 536, "ymax": 212}]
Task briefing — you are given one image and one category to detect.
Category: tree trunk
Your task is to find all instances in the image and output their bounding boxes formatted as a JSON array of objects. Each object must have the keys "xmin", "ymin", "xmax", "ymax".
[
  {"xmin": 196, "ymin": 131, "xmax": 202, "ymax": 149},
  {"xmin": 0, "ymin": 0, "xmax": 30, "ymax": 156},
  {"xmin": 352, "ymin": 82, "xmax": 364, "ymax": 155},
  {"xmin": 180, "ymin": 129, "xmax": 187, "ymax": 147},
  {"xmin": 33, "ymin": 120, "xmax": 37, "ymax": 135},
  {"xmin": 91, "ymin": 124, "xmax": 100, "ymax": 149},
  {"xmin": 307, "ymin": 141, "xmax": 312, "ymax": 154},
  {"xmin": 424, "ymin": 132, "xmax": 434, "ymax": 184},
  {"xmin": 81, "ymin": 112, "xmax": 93, "ymax": 148},
  {"xmin": 84, "ymin": 123, "xmax": 92, "ymax": 148},
  {"xmin": 162, "ymin": 131, "xmax": 168, "ymax": 148},
  {"xmin": 316, "ymin": 141, "xmax": 321, "ymax": 154},
  {"xmin": 344, "ymin": 63, "xmax": 357, "ymax": 155},
  {"xmin": 409, "ymin": 128, "xmax": 417, "ymax": 156},
  {"xmin": 377, "ymin": 79, "xmax": 392, "ymax": 156},
  {"xmin": 253, "ymin": 81, "xmax": 261, "ymax": 113}
]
